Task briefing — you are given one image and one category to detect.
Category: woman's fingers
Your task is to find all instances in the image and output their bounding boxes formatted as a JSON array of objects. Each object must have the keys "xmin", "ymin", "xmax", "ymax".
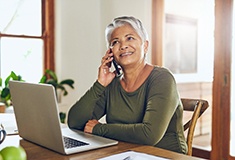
[
  {"xmin": 97, "ymin": 50, "xmax": 116, "ymax": 87},
  {"xmin": 100, "ymin": 50, "xmax": 113, "ymax": 71},
  {"xmin": 101, "ymin": 50, "xmax": 113, "ymax": 64},
  {"xmin": 84, "ymin": 119, "xmax": 99, "ymax": 133}
]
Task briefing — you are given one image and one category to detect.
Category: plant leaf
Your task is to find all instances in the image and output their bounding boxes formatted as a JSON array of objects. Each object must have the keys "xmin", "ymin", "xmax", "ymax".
[
  {"xmin": 59, "ymin": 112, "xmax": 66, "ymax": 123},
  {"xmin": 10, "ymin": 71, "xmax": 18, "ymax": 80},
  {"xmin": 57, "ymin": 84, "xmax": 65, "ymax": 90},
  {"xmin": 1, "ymin": 87, "xmax": 10, "ymax": 99},
  {"xmin": 57, "ymin": 85, "xmax": 68, "ymax": 96},
  {"xmin": 5, "ymin": 74, "xmax": 12, "ymax": 87},
  {"xmin": 39, "ymin": 75, "xmax": 47, "ymax": 83},
  {"xmin": 45, "ymin": 69, "xmax": 58, "ymax": 82},
  {"xmin": 60, "ymin": 79, "xmax": 75, "ymax": 89},
  {"xmin": 63, "ymin": 90, "xmax": 68, "ymax": 96},
  {"xmin": 46, "ymin": 79, "xmax": 58, "ymax": 88}
]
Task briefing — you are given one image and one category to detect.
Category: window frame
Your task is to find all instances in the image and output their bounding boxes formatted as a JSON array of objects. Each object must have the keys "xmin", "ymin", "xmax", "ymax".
[
  {"xmin": 0, "ymin": 0, "xmax": 55, "ymax": 73},
  {"xmin": 42, "ymin": 0, "xmax": 55, "ymax": 71},
  {"xmin": 212, "ymin": 0, "xmax": 234, "ymax": 160}
]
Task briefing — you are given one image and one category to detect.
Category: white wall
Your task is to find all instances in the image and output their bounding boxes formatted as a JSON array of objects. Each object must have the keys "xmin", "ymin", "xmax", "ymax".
[{"xmin": 55, "ymin": 0, "xmax": 152, "ymax": 113}]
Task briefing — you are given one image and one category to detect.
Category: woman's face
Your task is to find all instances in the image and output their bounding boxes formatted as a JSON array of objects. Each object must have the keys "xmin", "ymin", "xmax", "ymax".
[{"xmin": 110, "ymin": 24, "xmax": 148, "ymax": 68}]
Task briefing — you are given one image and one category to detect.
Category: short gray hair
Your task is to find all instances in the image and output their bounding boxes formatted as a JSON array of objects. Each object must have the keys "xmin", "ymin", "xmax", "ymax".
[{"xmin": 105, "ymin": 16, "xmax": 149, "ymax": 48}]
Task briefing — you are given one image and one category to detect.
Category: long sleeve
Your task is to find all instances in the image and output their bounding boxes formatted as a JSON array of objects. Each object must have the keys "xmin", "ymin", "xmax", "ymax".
[
  {"xmin": 92, "ymin": 68, "xmax": 180, "ymax": 146},
  {"xmin": 68, "ymin": 81, "xmax": 106, "ymax": 130},
  {"xmin": 68, "ymin": 67, "xmax": 187, "ymax": 154}
]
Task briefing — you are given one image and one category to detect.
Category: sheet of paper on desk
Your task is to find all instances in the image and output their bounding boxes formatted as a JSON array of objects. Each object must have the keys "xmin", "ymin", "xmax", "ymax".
[
  {"xmin": 98, "ymin": 151, "xmax": 170, "ymax": 160},
  {"xmin": 0, "ymin": 113, "xmax": 18, "ymax": 135}
]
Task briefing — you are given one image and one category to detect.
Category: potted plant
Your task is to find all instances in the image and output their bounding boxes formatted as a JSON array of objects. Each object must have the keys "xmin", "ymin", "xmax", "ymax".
[
  {"xmin": 0, "ymin": 71, "xmax": 24, "ymax": 112},
  {"xmin": 39, "ymin": 69, "xmax": 75, "ymax": 123},
  {"xmin": 39, "ymin": 69, "xmax": 75, "ymax": 102}
]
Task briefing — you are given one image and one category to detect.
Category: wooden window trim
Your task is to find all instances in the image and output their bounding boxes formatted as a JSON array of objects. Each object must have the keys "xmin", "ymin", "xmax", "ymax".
[
  {"xmin": 212, "ymin": 0, "xmax": 234, "ymax": 159},
  {"xmin": 151, "ymin": 0, "xmax": 164, "ymax": 66},
  {"xmin": 42, "ymin": 0, "xmax": 55, "ymax": 71}
]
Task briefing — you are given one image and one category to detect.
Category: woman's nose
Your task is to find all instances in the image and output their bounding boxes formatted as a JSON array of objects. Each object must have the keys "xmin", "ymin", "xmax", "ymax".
[{"xmin": 120, "ymin": 44, "xmax": 128, "ymax": 50}]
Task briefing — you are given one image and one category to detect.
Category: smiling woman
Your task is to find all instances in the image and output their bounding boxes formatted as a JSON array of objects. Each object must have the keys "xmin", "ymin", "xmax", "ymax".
[
  {"xmin": 68, "ymin": 16, "xmax": 188, "ymax": 154},
  {"xmin": 108, "ymin": 24, "xmax": 148, "ymax": 75}
]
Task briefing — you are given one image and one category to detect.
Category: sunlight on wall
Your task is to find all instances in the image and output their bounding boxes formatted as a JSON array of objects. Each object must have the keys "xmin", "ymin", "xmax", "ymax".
[{"xmin": 165, "ymin": 0, "xmax": 214, "ymax": 83}]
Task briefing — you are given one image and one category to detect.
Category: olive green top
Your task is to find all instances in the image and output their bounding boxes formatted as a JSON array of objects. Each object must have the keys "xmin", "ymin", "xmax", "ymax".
[{"xmin": 68, "ymin": 66, "xmax": 188, "ymax": 154}]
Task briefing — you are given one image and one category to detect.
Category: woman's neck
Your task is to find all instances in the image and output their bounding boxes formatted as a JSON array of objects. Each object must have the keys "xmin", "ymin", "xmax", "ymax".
[{"xmin": 120, "ymin": 63, "xmax": 153, "ymax": 92}]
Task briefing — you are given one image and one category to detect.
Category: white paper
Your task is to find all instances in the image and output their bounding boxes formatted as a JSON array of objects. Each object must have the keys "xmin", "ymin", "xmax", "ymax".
[
  {"xmin": 98, "ymin": 151, "xmax": 170, "ymax": 160},
  {"xmin": 0, "ymin": 113, "xmax": 18, "ymax": 135}
]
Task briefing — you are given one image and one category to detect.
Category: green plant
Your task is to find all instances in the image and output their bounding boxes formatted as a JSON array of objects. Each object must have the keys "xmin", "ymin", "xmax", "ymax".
[
  {"xmin": 39, "ymin": 69, "xmax": 75, "ymax": 123},
  {"xmin": 39, "ymin": 69, "xmax": 75, "ymax": 103},
  {"xmin": 59, "ymin": 112, "xmax": 66, "ymax": 123},
  {"xmin": 0, "ymin": 71, "xmax": 23, "ymax": 106}
]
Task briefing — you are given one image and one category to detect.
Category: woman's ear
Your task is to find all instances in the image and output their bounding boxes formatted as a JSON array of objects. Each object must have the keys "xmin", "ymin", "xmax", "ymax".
[{"xmin": 144, "ymin": 40, "xmax": 149, "ymax": 54}]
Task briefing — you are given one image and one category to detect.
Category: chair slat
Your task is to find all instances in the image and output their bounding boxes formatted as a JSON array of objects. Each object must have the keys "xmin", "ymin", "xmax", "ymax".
[{"xmin": 181, "ymin": 98, "xmax": 209, "ymax": 156}]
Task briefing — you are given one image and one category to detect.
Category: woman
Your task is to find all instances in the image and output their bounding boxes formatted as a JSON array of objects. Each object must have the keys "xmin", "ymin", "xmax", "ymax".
[{"xmin": 68, "ymin": 16, "xmax": 188, "ymax": 154}]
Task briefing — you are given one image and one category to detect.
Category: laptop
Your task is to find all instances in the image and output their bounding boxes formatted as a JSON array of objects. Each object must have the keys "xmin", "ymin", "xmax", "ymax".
[{"xmin": 9, "ymin": 80, "xmax": 118, "ymax": 155}]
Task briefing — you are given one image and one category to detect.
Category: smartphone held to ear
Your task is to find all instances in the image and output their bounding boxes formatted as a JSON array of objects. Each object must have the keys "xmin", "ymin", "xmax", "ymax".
[{"xmin": 110, "ymin": 48, "xmax": 122, "ymax": 77}]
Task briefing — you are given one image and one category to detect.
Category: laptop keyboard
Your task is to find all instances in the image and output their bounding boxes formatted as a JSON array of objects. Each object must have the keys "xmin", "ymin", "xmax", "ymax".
[{"xmin": 63, "ymin": 136, "xmax": 89, "ymax": 149}]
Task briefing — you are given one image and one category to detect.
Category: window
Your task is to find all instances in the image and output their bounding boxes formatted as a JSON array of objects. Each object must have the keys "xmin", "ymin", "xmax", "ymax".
[
  {"xmin": 153, "ymin": 0, "xmax": 235, "ymax": 159},
  {"xmin": 152, "ymin": 0, "xmax": 215, "ymax": 159},
  {"xmin": 164, "ymin": 14, "xmax": 198, "ymax": 74},
  {"xmin": 0, "ymin": 0, "xmax": 54, "ymax": 82},
  {"xmin": 153, "ymin": 0, "xmax": 214, "ymax": 156}
]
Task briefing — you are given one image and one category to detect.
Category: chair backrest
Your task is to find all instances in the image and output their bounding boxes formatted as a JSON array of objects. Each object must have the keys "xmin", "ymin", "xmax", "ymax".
[{"xmin": 181, "ymin": 98, "xmax": 209, "ymax": 156}]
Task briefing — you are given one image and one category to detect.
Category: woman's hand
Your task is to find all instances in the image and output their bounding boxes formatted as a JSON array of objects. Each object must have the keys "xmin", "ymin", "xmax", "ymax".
[
  {"xmin": 98, "ymin": 49, "xmax": 116, "ymax": 87},
  {"xmin": 84, "ymin": 119, "xmax": 100, "ymax": 133}
]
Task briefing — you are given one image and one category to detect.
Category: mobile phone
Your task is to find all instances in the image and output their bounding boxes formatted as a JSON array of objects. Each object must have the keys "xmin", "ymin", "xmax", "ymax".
[{"xmin": 110, "ymin": 48, "xmax": 122, "ymax": 77}]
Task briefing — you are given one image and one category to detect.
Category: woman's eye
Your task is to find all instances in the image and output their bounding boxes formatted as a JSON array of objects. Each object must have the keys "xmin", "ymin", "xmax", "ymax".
[
  {"xmin": 111, "ymin": 41, "xmax": 118, "ymax": 46},
  {"xmin": 127, "ymin": 37, "xmax": 134, "ymax": 41}
]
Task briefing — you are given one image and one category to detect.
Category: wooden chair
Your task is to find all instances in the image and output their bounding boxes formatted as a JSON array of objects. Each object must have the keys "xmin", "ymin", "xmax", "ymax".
[{"xmin": 181, "ymin": 98, "xmax": 209, "ymax": 156}]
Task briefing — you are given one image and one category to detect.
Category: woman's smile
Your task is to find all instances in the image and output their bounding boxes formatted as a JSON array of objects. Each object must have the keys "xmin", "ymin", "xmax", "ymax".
[{"xmin": 120, "ymin": 52, "xmax": 133, "ymax": 57}]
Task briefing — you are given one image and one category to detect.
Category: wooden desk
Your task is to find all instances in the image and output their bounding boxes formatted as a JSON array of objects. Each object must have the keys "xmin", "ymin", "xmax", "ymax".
[{"xmin": 1, "ymin": 135, "xmax": 206, "ymax": 160}]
